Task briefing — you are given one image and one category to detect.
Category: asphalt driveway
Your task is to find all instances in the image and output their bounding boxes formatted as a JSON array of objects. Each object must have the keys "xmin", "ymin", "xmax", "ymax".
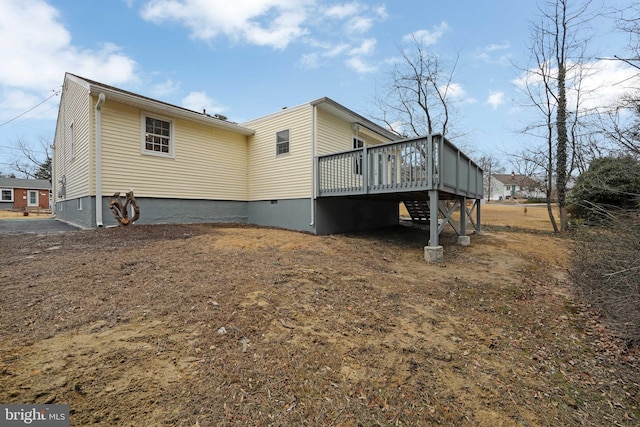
[{"xmin": 0, "ymin": 218, "xmax": 81, "ymax": 234}]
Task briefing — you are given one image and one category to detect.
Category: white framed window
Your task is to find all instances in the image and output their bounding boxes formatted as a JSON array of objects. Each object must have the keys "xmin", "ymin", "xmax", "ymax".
[
  {"xmin": 1, "ymin": 188, "xmax": 13, "ymax": 202},
  {"xmin": 276, "ymin": 129, "xmax": 289, "ymax": 155},
  {"xmin": 353, "ymin": 136, "xmax": 365, "ymax": 175},
  {"xmin": 142, "ymin": 114, "xmax": 173, "ymax": 157},
  {"xmin": 27, "ymin": 190, "xmax": 38, "ymax": 207}
]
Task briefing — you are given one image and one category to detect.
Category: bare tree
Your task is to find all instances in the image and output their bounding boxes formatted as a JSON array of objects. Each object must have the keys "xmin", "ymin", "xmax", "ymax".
[
  {"xmin": 516, "ymin": 0, "xmax": 597, "ymax": 232},
  {"xmin": 615, "ymin": 2, "xmax": 640, "ymax": 70},
  {"xmin": 515, "ymin": 19, "xmax": 561, "ymax": 232},
  {"xmin": 476, "ymin": 153, "xmax": 505, "ymax": 202},
  {"xmin": 11, "ymin": 136, "xmax": 51, "ymax": 180},
  {"xmin": 600, "ymin": 3, "xmax": 640, "ymax": 155},
  {"xmin": 372, "ymin": 35, "xmax": 459, "ymax": 138}
]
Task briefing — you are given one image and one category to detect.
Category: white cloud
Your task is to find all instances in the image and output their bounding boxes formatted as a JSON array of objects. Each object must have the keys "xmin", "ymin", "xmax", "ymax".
[
  {"xmin": 150, "ymin": 79, "xmax": 181, "ymax": 98},
  {"xmin": 349, "ymin": 38, "xmax": 376, "ymax": 56},
  {"xmin": 446, "ymin": 83, "xmax": 467, "ymax": 99},
  {"xmin": 181, "ymin": 91, "xmax": 226, "ymax": 114},
  {"xmin": 475, "ymin": 41, "xmax": 511, "ymax": 66},
  {"xmin": 513, "ymin": 59, "xmax": 640, "ymax": 114},
  {"xmin": 486, "ymin": 91, "xmax": 505, "ymax": 110},
  {"xmin": 486, "ymin": 42, "xmax": 510, "ymax": 52},
  {"xmin": 141, "ymin": 0, "xmax": 311, "ymax": 50},
  {"xmin": 403, "ymin": 22, "xmax": 450, "ymax": 46},
  {"xmin": 324, "ymin": 43, "xmax": 350, "ymax": 58},
  {"xmin": 346, "ymin": 57, "xmax": 377, "ymax": 73},
  {"xmin": 324, "ymin": 2, "xmax": 359, "ymax": 19},
  {"xmin": 0, "ymin": 0, "xmax": 138, "ymax": 120},
  {"xmin": 373, "ymin": 6, "xmax": 388, "ymax": 20},
  {"xmin": 387, "ymin": 120, "xmax": 404, "ymax": 134},
  {"xmin": 574, "ymin": 60, "xmax": 640, "ymax": 112},
  {"xmin": 343, "ymin": 38, "xmax": 378, "ymax": 72},
  {"xmin": 446, "ymin": 83, "xmax": 477, "ymax": 104},
  {"xmin": 141, "ymin": 0, "xmax": 388, "ymax": 74},
  {"xmin": 347, "ymin": 16, "xmax": 373, "ymax": 34},
  {"xmin": 298, "ymin": 52, "xmax": 320, "ymax": 69}
]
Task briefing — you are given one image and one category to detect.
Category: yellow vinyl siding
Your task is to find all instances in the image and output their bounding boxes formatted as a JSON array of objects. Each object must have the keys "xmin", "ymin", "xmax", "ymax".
[
  {"xmin": 54, "ymin": 78, "xmax": 92, "ymax": 200},
  {"xmin": 316, "ymin": 108, "xmax": 392, "ymax": 155},
  {"xmin": 99, "ymin": 101, "xmax": 248, "ymax": 200},
  {"xmin": 244, "ymin": 105, "xmax": 312, "ymax": 200}
]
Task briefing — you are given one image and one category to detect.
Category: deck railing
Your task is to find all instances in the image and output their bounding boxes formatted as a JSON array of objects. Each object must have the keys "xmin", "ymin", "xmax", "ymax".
[{"xmin": 317, "ymin": 134, "xmax": 483, "ymax": 199}]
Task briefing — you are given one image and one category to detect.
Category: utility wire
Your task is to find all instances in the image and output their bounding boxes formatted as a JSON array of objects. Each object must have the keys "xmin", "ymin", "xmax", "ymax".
[
  {"xmin": 0, "ymin": 89, "xmax": 61, "ymax": 128},
  {"xmin": 0, "ymin": 145, "xmax": 23, "ymax": 150}
]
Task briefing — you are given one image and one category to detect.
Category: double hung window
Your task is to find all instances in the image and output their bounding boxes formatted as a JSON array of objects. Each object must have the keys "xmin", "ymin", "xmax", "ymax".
[
  {"xmin": 144, "ymin": 116, "xmax": 172, "ymax": 156},
  {"xmin": 1, "ymin": 189, "xmax": 12, "ymax": 202},
  {"xmin": 276, "ymin": 130, "xmax": 289, "ymax": 155}
]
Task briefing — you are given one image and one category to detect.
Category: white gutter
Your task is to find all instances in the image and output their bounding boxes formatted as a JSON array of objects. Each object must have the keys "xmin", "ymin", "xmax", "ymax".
[
  {"xmin": 310, "ymin": 105, "xmax": 316, "ymax": 227},
  {"xmin": 95, "ymin": 93, "xmax": 105, "ymax": 227},
  {"xmin": 89, "ymin": 85, "xmax": 254, "ymax": 136}
]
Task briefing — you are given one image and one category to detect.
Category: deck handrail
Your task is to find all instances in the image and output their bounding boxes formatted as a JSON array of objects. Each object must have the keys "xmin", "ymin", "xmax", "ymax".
[{"xmin": 316, "ymin": 134, "xmax": 483, "ymax": 199}]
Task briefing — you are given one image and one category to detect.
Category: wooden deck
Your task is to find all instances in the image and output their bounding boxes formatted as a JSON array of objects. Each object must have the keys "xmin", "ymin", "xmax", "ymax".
[
  {"xmin": 316, "ymin": 134, "xmax": 484, "ymax": 260},
  {"xmin": 317, "ymin": 134, "xmax": 483, "ymax": 199}
]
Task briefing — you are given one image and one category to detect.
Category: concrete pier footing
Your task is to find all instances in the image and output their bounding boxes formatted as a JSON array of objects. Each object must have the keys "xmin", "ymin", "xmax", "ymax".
[
  {"xmin": 456, "ymin": 236, "xmax": 471, "ymax": 246},
  {"xmin": 424, "ymin": 245, "xmax": 444, "ymax": 263}
]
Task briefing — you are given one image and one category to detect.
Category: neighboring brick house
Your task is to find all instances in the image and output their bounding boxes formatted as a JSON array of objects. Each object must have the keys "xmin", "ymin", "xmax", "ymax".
[{"xmin": 0, "ymin": 178, "xmax": 51, "ymax": 210}]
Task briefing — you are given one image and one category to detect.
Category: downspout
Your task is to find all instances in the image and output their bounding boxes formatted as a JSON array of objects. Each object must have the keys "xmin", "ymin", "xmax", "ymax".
[
  {"xmin": 95, "ymin": 93, "xmax": 106, "ymax": 227},
  {"xmin": 50, "ymin": 142, "xmax": 55, "ymax": 213},
  {"xmin": 310, "ymin": 105, "xmax": 316, "ymax": 227}
]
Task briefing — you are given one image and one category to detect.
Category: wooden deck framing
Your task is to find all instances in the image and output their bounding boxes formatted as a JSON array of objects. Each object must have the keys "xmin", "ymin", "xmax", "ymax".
[{"xmin": 316, "ymin": 134, "xmax": 484, "ymax": 256}]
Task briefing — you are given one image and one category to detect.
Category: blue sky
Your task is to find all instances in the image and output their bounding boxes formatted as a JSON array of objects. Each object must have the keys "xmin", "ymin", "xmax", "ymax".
[{"xmin": 0, "ymin": 0, "xmax": 637, "ymax": 175}]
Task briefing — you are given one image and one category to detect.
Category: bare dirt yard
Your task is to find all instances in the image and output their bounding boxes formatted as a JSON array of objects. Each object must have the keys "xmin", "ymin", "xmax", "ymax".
[{"xmin": 1, "ymin": 204, "xmax": 638, "ymax": 426}]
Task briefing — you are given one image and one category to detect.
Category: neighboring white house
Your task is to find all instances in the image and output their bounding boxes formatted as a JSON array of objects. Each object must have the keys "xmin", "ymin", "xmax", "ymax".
[{"xmin": 484, "ymin": 173, "xmax": 546, "ymax": 201}]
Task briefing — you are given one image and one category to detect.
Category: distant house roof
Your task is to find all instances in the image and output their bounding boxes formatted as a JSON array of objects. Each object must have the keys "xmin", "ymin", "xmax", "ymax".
[
  {"xmin": 492, "ymin": 174, "xmax": 540, "ymax": 187},
  {"xmin": 0, "ymin": 178, "xmax": 51, "ymax": 190}
]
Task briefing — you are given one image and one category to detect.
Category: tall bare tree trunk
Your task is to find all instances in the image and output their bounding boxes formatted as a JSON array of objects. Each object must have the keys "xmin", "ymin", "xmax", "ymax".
[
  {"xmin": 547, "ymin": 124, "xmax": 559, "ymax": 233},
  {"xmin": 556, "ymin": 62, "xmax": 569, "ymax": 231},
  {"xmin": 555, "ymin": 0, "xmax": 570, "ymax": 232}
]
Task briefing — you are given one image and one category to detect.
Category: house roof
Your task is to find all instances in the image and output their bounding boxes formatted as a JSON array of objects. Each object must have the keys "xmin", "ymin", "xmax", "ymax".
[
  {"xmin": 65, "ymin": 73, "xmax": 255, "ymax": 136},
  {"xmin": 64, "ymin": 74, "xmax": 401, "ymax": 143},
  {"xmin": 310, "ymin": 97, "xmax": 401, "ymax": 141},
  {"xmin": 493, "ymin": 174, "xmax": 539, "ymax": 187},
  {"xmin": 0, "ymin": 178, "xmax": 51, "ymax": 190}
]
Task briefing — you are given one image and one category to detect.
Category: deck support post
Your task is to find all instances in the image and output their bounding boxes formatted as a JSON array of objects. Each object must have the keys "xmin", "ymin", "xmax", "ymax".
[
  {"xmin": 475, "ymin": 199, "xmax": 483, "ymax": 234},
  {"xmin": 457, "ymin": 196, "xmax": 470, "ymax": 246},
  {"xmin": 425, "ymin": 189, "xmax": 443, "ymax": 263}
]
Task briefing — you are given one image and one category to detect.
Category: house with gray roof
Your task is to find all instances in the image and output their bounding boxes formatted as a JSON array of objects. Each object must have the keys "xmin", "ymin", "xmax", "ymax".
[
  {"xmin": 0, "ymin": 178, "xmax": 51, "ymax": 210},
  {"xmin": 486, "ymin": 173, "xmax": 545, "ymax": 201}
]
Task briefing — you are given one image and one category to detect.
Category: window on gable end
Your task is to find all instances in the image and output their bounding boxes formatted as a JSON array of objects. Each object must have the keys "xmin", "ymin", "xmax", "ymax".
[{"xmin": 276, "ymin": 129, "xmax": 289, "ymax": 155}]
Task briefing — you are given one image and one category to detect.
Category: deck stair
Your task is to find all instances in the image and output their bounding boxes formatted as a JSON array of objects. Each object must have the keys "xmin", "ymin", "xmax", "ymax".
[{"xmin": 403, "ymin": 200, "xmax": 430, "ymax": 223}]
